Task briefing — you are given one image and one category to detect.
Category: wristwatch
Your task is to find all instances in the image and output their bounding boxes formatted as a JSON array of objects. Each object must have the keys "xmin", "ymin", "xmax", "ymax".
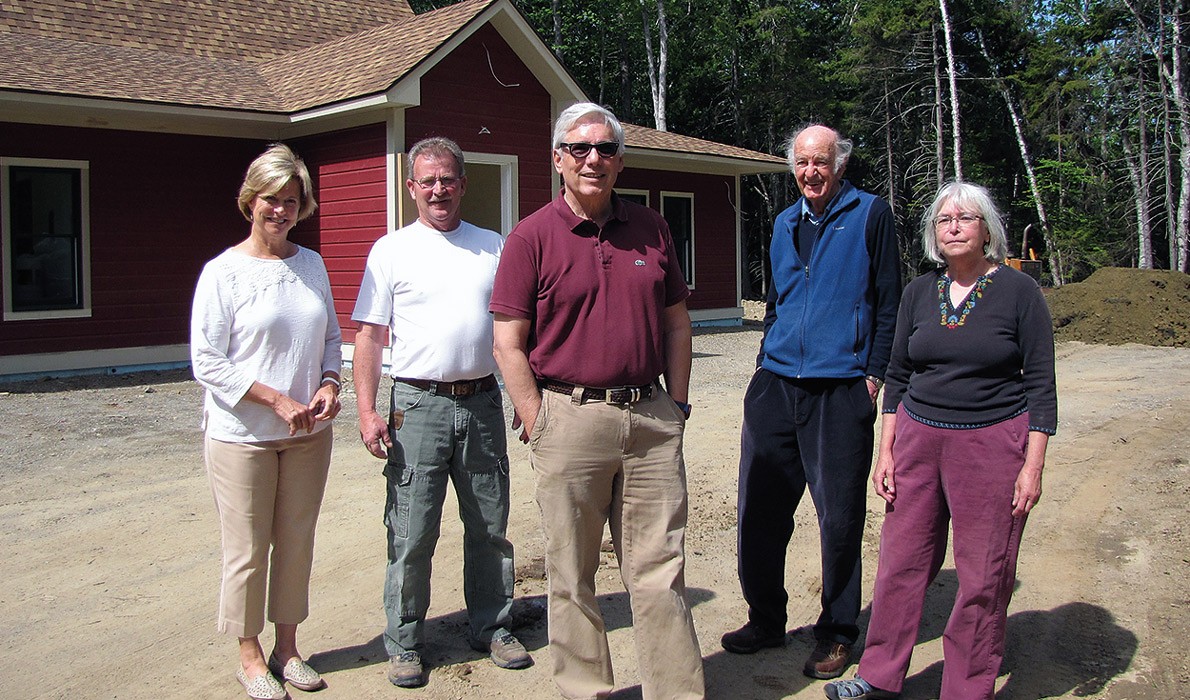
[
  {"xmin": 865, "ymin": 375, "xmax": 884, "ymax": 390},
  {"xmin": 674, "ymin": 401, "xmax": 692, "ymax": 419}
]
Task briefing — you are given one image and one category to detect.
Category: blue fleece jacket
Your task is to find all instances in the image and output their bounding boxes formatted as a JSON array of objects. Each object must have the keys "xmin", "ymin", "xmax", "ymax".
[{"xmin": 760, "ymin": 181, "xmax": 901, "ymax": 380}]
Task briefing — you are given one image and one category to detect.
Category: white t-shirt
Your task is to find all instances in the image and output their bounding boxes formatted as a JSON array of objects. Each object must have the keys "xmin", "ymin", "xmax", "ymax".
[
  {"xmin": 352, "ymin": 219, "xmax": 503, "ymax": 381},
  {"xmin": 191, "ymin": 246, "xmax": 342, "ymax": 442}
]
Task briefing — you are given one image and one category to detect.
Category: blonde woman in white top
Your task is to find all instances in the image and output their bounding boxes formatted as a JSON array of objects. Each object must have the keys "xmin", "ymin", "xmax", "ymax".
[{"xmin": 191, "ymin": 143, "xmax": 342, "ymax": 700}]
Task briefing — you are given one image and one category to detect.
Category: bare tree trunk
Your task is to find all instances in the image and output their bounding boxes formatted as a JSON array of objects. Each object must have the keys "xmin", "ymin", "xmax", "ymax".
[
  {"xmin": 884, "ymin": 78, "xmax": 896, "ymax": 209},
  {"xmin": 1127, "ymin": 45, "xmax": 1156, "ymax": 269},
  {"xmin": 1162, "ymin": 41, "xmax": 1177, "ymax": 267},
  {"xmin": 1128, "ymin": 0, "xmax": 1190, "ymax": 270},
  {"xmin": 640, "ymin": 0, "xmax": 669, "ymax": 131},
  {"xmin": 1123, "ymin": 133, "xmax": 1155, "ymax": 268},
  {"xmin": 932, "ymin": 24, "xmax": 946, "ymax": 185},
  {"xmin": 939, "ymin": 0, "xmax": 962, "ymax": 180},
  {"xmin": 619, "ymin": 31, "xmax": 632, "ymax": 118},
  {"xmin": 977, "ymin": 30, "xmax": 1063, "ymax": 285},
  {"xmin": 1174, "ymin": 5, "xmax": 1190, "ymax": 270},
  {"xmin": 551, "ymin": 0, "xmax": 563, "ymax": 62}
]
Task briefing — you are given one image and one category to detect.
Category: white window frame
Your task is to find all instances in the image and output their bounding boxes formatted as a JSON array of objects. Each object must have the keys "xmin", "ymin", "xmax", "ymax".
[
  {"xmin": 615, "ymin": 188, "xmax": 650, "ymax": 207},
  {"xmin": 463, "ymin": 151, "xmax": 519, "ymax": 235},
  {"xmin": 661, "ymin": 191, "xmax": 695, "ymax": 289},
  {"xmin": 2, "ymin": 157, "xmax": 92, "ymax": 321}
]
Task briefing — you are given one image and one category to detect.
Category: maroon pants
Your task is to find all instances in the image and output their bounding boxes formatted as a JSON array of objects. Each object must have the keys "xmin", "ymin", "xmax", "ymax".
[{"xmin": 858, "ymin": 407, "xmax": 1029, "ymax": 699}]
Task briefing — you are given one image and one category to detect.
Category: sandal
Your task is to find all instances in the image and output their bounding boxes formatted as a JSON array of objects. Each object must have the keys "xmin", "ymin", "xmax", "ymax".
[
  {"xmin": 824, "ymin": 676, "xmax": 900, "ymax": 700},
  {"xmin": 268, "ymin": 652, "xmax": 326, "ymax": 691},
  {"xmin": 235, "ymin": 668, "xmax": 286, "ymax": 700}
]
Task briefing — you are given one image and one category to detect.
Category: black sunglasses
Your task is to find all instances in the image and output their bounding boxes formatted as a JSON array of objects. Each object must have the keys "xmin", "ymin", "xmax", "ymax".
[{"xmin": 559, "ymin": 141, "xmax": 620, "ymax": 159}]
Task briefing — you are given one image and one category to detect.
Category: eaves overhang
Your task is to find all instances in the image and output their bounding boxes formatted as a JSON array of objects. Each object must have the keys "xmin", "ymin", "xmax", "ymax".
[{"xmin": 623, "ymin": 146, "xmax": 788, "ymax": 177}]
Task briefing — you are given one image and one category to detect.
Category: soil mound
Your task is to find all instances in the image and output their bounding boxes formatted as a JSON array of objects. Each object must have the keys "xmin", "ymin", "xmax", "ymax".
[{"xmin": 1047, "ymin": 267, "xmax": 1190, "ymax": 346}]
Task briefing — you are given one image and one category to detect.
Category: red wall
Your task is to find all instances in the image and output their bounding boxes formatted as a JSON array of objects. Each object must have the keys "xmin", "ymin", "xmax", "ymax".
[
  {"xmin": 0, "ymin": 123, "xmax": 261, "ymax": 357},
  {"xmin": 293, "ymin": 124, "xmax": 387, "ymax": 344},
  {"xmin": 616, "ymin": 168, "xmax": 739, "ymax": 311},
  {"xmin": 405, "ymin": 23, "xmax": 554, "ymax": 219},
  {"xmin": 0, "ymin": 24, "xmax": 741, "ymax": 368}
]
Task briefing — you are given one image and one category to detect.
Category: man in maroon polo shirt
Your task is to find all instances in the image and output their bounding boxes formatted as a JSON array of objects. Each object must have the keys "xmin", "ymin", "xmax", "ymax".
[{"xmin": 491, "ymin": 102, "xmax": 705, "ymax": 700}]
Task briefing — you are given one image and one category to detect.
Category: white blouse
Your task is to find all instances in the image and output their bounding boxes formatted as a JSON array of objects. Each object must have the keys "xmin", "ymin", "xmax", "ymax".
[{"xmin": 191, "ymin": 246, "xmax": 342, "ymax": 442}]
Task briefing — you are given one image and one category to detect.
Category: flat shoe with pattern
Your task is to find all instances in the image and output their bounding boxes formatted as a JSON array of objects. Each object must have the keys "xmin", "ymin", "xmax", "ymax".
[
  {"xmin": 268, "ymin": 653, "xmax": 325, "ymax": 692},
  {"xmin": 236, "ymin": 668, "xmax": 286, "ymax": 700}
]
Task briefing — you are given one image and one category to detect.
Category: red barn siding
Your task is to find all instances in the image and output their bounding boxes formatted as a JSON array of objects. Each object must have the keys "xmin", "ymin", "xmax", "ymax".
[
  {"xmin": 615, "ymin": 168, "xmax": 739, "ymax": 311},
  {"xmin": 293, "ymin": 123, "xmax": 387, "ymax": 345},
  {"xmin": 0, "ymin": 123, "xmax": 262, "ymax": 358},
  {"xmin": 405, "ymin": 24, "xmax": 554, "ymax": 217}
]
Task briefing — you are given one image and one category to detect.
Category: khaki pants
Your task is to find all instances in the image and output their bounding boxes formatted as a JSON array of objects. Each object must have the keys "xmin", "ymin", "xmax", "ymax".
[
  {"xmin": 204, "ymin": 428, "xmax": 332, "ymax": 638},
  {"xmin": 528, "ymin": 387, "xmax": 705, "ymax": 700}
]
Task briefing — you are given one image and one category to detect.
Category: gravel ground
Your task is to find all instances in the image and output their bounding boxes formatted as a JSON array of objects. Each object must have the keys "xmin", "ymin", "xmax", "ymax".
[{"xmin": 1, "ymin": 324, "xmax": 1187, "ymax": 699}]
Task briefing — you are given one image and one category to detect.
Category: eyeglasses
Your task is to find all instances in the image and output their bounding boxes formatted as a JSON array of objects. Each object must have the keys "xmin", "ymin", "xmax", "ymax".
[
  {"xmin": 558, "ymin": 141, "xmax": 620, "ymax": 159},
  {"xmin": 412, "ymin": 176, "xmax": 460, "ymax": 190},
  {"xmin": 934, "ymin": 214, "xmax": 983, "ymax": 228}
]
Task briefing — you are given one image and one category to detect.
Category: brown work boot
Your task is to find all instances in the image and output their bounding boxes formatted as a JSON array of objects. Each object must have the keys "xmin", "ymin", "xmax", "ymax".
[
  {"xmin": 474, "ymin": 632, "xmax": 533, "ymax": 670},
  {"xmin": 803, "ymin": 639, "xmax": 852, "ymax": 679},
  {"xmin": 387, "ymin": 651, "xmax": 426, "ymax": 688}
]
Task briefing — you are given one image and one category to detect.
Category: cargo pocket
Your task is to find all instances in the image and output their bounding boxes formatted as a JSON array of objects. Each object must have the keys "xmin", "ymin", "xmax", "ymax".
[{"xmin": 383, "ymin": 461, "xmax": 415, "ymax": 539}]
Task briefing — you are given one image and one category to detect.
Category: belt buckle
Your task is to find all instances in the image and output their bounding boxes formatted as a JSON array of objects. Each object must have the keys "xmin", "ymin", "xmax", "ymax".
[{"xmin": 604, "ymin": 387, "xmax": 640, "ymax": 405}]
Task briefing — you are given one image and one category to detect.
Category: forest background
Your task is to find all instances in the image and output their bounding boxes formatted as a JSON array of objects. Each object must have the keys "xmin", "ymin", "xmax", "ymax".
[{"xmin": 415, "ymin": 0, "xmax": 1187, "ymax": 293}]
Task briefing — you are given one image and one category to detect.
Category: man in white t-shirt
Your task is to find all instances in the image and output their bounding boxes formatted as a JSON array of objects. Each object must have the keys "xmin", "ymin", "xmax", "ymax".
[{"xmin": 352, "ymin": 137, "xmax": 530, "ymax": 689}]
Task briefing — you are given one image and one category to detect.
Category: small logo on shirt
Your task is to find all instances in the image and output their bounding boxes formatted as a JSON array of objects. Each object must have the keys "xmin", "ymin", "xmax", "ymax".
[{"xmin": 635, "ymin": 259, "xmax": 646, "ymax": 266}]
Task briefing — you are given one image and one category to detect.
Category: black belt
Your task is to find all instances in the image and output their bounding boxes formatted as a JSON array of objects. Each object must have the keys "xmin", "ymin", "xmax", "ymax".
[
  {"xmin": 540, "ymin": 380, "xmax": 654, "ymax": 405},
  {"xmin": 395, "ymin": 375, "xmax": 497, "ymax": 397}
]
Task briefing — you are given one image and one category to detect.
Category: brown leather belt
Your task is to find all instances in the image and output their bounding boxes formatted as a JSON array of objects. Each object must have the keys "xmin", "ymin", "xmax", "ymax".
[
  {"xmin": 395, "ymin": 375, "xmax": 498, "ymax": 397},
  {"xmin": 540, "ymin": 379, "xmax": 654, "ymax": 405}
]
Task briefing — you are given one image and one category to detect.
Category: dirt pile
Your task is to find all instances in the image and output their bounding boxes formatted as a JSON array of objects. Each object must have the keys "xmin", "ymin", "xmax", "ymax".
[{"xmin": 1047, "ymin": 267, "xmax": 1190, "ymax": 346}]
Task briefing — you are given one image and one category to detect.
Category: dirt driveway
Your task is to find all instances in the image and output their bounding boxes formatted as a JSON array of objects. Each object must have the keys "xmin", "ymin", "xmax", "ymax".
[{"xmin": 1, "ymin": 327, "xmax": 1186, "ymax": 699}]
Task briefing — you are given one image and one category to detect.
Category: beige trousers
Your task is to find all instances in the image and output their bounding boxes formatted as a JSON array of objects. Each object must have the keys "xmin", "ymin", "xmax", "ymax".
[
  {"xmin": 528, "ymin": 387, "xmax": 705, "ymax": 700},
  {"xmin": 204, "ymin": 427, "xmax": 332, "ymax": 638}
]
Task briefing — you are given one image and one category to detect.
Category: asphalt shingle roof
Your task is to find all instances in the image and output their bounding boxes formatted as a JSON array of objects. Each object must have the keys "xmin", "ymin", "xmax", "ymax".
[
  {"xmin": 0, "ymin": 0, "xmax": 483, "ymax": 111},
  {"xmin": 1, "ymin": 0, "xmax": 784, "ymax": 165}
]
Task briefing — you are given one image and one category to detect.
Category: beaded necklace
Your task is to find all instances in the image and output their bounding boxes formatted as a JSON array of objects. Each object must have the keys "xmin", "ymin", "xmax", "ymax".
[{"xmin": 937, "ymin": 269, "xmax": 994, "ymax": 329}]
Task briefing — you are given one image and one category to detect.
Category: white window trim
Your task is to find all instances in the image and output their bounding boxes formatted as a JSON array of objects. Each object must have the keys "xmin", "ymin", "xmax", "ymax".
[
  {"xmin": 1, "ymin": 157, "xmax": 92, "ymax": 321},
  {"xmin": 661, "ymin": 191, "xmax": 695, "ymax": 290},
  {"xmin": 615, "ymin": 188, "xmax": 650, "ymax": 207},
  {"xmin": 463, "ymin": 151, "xmax": 519, "ymax": 235}
]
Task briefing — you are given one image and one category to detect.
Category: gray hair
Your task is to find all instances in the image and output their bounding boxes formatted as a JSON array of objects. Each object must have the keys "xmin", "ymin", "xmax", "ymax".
[
  {"xmin": 921, "ymin": 181, "xmax": 1009, "ymax": 265},
  {"xmin": 785, "ymin": 124, "xmax": 853, "ymax": 174},
  {"xmin": 551, "ymin": 102, "xmax": 625, "ymax": 155},
  {"xmin": 237, "ymin": 143, "xmax": 317, "ymax": 222},
  {"xmin": 407, "ymin": 136, "xmax": 465, "ymax": 176}
]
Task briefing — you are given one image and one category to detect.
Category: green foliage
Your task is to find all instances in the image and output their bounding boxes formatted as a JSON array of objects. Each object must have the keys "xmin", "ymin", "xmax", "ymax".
[{"xmin": 408, "ymin": 0, "xmax": 1180, "ymax": 284}]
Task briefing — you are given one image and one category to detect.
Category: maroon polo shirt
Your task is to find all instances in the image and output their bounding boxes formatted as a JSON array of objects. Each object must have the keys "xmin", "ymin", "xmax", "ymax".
[{"xmin": 490, "ymin": 192, "xmax": 690, "ymax": 388}]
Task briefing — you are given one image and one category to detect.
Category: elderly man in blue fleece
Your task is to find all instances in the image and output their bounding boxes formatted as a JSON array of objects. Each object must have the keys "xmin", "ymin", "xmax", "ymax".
[{"xmin": 722, "ymin": 124, "xmax": 901, "ymax": 682}]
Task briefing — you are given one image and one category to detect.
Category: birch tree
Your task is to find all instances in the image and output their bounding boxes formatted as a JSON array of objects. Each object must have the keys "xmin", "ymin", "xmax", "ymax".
[
  {"xmin": 1125, "ymin": 0, "xmax": 1190, "ymax": 270},
  {"xmin": 977, "ymin": 29, "xmax": 1065, "ymax": 285},
  {"xmin": 939, "ymin": 0, "xmax": 963, "ymax": 180},
  {"xmin": 640, "ymin": 0, "xmax": 669, "ymax": 131}
]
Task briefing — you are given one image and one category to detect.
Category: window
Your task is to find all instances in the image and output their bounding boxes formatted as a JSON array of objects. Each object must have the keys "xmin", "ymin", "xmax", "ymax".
[
  {"xmin": 661, "ymin": 192, "xmax": 694, "ymax": 287},
  {"xmin": 616, "ymin": 188, "xmax": 649, "ymax": 207},
  {"xmin": 2, "ymin": 158, "xmax": 90, "ymax": 320}
]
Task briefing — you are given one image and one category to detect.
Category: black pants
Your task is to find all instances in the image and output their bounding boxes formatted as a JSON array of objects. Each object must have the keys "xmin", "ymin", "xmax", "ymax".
[{"xmin": 736, "ymin": 369, "xmax": 875, "ymax": 645}]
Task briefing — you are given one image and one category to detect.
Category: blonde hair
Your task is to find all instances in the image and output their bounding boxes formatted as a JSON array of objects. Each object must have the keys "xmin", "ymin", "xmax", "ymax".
[{"xmin": 237, "ymin": 143, "xmax": 318, "ymax": 222}]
